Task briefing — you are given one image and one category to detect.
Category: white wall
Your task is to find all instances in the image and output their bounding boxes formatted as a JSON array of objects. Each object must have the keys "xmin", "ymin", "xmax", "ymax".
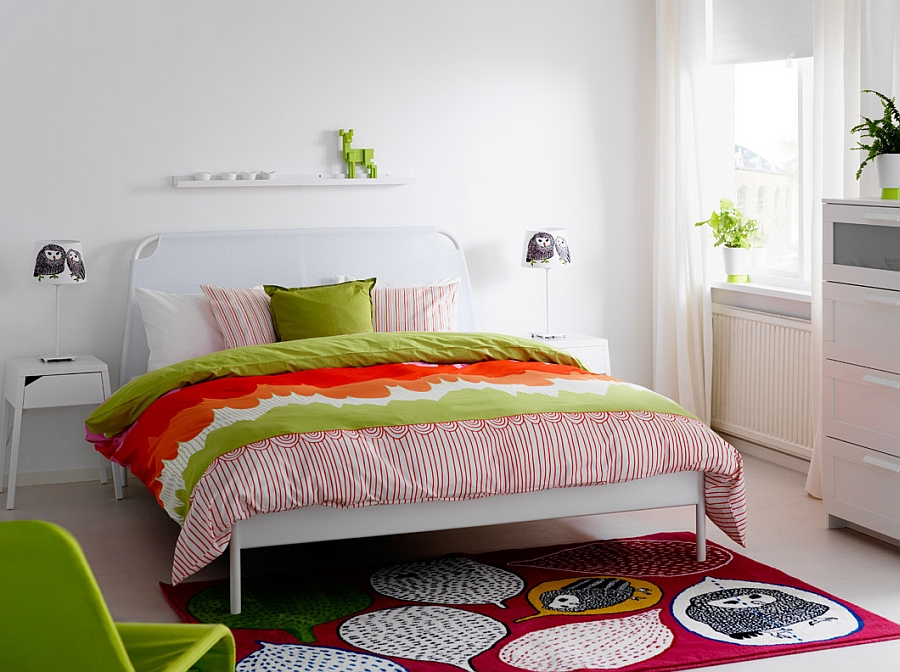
[{"xmin": 0, "ymin": 0, "xmax": 656, "ymax": 480}]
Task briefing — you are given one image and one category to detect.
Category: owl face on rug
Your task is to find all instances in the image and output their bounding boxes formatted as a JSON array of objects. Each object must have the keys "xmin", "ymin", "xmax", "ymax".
[
  {"xmin": 540, "ymin": 577, "xmax": 647, "ymax": 612},
  {"xmin": 685, "ymin": 587, "xmax": 830, "ymax": 639}
]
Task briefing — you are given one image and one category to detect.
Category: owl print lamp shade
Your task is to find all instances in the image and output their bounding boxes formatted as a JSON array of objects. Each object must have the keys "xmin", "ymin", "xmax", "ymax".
[
  {"xmin": 522, "ymin": 228, "xmax": 571, "ymax": 340},
  {"xmin": 33, "ymin": 239, "xmax": 86, "ymax": 362}
]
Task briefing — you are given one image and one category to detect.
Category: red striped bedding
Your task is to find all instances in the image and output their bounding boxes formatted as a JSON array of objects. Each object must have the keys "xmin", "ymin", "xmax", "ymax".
[
  {"xmin": 175, "ymin": 412, "xmax": 745, "ymax": 583},
  {"xmin": 85, "ymin": 333, "xmax": 746, "ymax": 584}
]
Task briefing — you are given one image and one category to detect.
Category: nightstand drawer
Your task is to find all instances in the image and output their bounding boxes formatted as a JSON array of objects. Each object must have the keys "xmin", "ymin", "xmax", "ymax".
[
  {"xmin": 558, "ymin": 344, "xmax": 609, "ymax": 375},
  {"xmin": 532, "ymin": 334, "xmax": 611, "ymax": 375},
  {"xmin": 23, "ymin": 372, "xmax": 105, "ymax": 409}
]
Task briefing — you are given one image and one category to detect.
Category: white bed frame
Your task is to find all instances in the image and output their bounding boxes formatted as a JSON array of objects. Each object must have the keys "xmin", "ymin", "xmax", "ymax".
[{"xmin": 119, "ymin": 226, "xmax": 706, "ymax": 614}]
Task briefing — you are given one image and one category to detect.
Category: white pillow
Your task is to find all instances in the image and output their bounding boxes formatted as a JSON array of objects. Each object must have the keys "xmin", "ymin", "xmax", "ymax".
[{"xmin": 136, "ymin": 288, "xmax": 226, "ymax": 371}]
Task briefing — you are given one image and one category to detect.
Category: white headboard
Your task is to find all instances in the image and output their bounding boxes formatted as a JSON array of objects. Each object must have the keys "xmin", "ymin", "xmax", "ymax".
[{"xmin": 120, "ymin": 226, "xmax": 477, "ymax": 387}]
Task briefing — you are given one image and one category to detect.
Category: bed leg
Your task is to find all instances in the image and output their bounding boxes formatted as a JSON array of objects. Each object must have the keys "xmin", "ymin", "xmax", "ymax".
[
  {"xmin": 112, "ymin": 464, "xmax": 125, "ymax": 500},
  {"xmin": 230, "ymin": 523, "xmax": 242, "ymax": 615},
  {"xmin": 695, "ymin": 480, "xmax": 707, "ymax": 562}
]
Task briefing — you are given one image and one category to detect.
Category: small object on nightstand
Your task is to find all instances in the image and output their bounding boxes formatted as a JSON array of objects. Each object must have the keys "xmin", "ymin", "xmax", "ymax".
[
  {"xmin": 529, "ymin": 333, "xmax": 611, "ymax": 375},
  {"xmin": 0, "ymin": 355, "xmax": 112, "ymax": 509}
]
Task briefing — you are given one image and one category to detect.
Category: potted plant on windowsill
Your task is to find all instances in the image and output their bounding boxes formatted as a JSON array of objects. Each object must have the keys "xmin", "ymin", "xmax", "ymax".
[
  {"xmin": 851, "ymin": 89, "xmax": 900, "ymax": 199},
  {"xmin": 695, "ymin": 198, "xmax": 764, "ymax": 283}
]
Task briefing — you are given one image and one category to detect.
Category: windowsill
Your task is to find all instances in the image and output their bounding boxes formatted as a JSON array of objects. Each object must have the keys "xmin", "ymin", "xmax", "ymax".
[
  {"xmin": 710, "ymin": 280, "xmax": 811, "ymax": 303},
  {"xmin": 711, "ymin": 280, "xmax": 811, "ymax": 320}
]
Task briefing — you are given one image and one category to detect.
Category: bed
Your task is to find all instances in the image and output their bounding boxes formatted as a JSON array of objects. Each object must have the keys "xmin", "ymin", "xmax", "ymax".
[{"xmin": 86, "ymin": 226, "xmax": 746, "ymax": 614}]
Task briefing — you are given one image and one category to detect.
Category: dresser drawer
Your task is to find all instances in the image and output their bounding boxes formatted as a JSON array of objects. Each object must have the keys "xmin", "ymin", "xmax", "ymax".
[
  {"xmin": 822, "ymin": 437, "xmax": 900, "ymax": 539},
  {"xmin": 824, "ymin": 282, "xmax": 900, "ymax": 374},
  {"xmin": 824, "ymin": 203, "xmax": 900, "ymax": 291},
  {"xmin": 823, "ymin": 359, "xmax": 900, "ymax": 458},
  {"xmin": 22, "ymin": 372, "xmax": 105, "ymax": 409}
]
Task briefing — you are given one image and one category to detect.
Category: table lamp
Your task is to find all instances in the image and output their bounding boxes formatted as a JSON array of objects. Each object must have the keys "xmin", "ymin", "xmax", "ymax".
[
  {"xmin": 32, "ymin": 239, "xmax": 86, "ymax": 362},
  {"xmin": 522, "ymin": 228, "xmax": 571, "ymax": 339}
]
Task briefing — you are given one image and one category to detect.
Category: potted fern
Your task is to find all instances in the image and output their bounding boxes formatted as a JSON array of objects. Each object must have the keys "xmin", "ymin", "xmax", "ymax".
[
  {"xmin": 851, "ymin": 89, "xmax": 900, "ymax": 198},
  {"xmin": 695, "ymin": 198, "xmax": 763, "ymax": 282}
]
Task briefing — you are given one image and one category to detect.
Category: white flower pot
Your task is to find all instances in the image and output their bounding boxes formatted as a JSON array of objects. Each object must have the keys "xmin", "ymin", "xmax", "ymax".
[
  {"xmin": 722, "ymin": 246, "xmax": 750, "ymax": 282},
  {"xmin": 875, "ymin": 154, "xmax": 900, "ymax": 199}
]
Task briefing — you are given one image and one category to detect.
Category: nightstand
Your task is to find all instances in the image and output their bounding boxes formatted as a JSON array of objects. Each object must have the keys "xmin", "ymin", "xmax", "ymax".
[
  {"xmin": 0, "ymin": 355, "xmax": 112, "ymax": 509},
  {"xmin": 530, "ymin": 334, "xmax": 611, "ymax": 375}
]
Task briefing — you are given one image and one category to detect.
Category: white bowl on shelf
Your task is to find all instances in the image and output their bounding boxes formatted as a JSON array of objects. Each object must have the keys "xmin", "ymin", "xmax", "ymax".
[
  {"xmin": 193, "ymin": 172, "xmax": 211, "ymax": 181},
  {"xmin": 239, "ymin": 171, "xmax": 257, "ymax": 180},
  {"xmin": 219, "ymin": 172, "xmax": 237, "ymax": 181},
  {"xmin": 258, "ymin": 170, "xmax": 276, "ymax": 180}
]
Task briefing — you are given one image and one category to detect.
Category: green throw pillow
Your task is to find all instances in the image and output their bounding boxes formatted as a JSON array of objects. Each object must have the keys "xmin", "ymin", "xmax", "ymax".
[{"xmin": 264, "ymin": 279, "xmax": 376, "ymax": 341}]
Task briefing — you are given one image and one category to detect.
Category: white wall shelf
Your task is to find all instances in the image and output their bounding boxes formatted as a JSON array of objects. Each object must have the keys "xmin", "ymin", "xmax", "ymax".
[{"xmin": 172, "ymin": 173, "xmax": 415, "ymax": 188}]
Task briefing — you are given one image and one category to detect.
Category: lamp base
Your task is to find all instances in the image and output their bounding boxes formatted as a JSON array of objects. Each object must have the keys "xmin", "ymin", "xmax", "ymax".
[
  {"xmin": 40, "ymin": 354, "xmax": 76, "ymax": 363},
  {"xmin": 531, "ymin": 332, "xmax": 567, "ymax": 341}
]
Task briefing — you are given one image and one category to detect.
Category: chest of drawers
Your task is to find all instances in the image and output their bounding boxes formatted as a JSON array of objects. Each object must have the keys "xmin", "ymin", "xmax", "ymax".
[{"xmin": 822, "ymin": 199, "xmax": 900, "ymax": 539}]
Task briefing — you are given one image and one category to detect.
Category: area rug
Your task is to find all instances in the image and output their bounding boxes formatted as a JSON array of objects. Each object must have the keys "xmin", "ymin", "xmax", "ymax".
[{"xmin": 161, "ymin": 531, "xmax": 900, "ymax": 671}]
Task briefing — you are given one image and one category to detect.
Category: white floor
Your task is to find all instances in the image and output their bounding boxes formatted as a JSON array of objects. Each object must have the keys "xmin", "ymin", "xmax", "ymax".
[{"xmin": 3, "ymin": 453, "xmax": 900, "ymax": 671}]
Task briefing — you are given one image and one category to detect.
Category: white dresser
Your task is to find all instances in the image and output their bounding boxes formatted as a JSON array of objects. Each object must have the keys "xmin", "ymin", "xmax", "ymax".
[{"xmin": 822, "ymin": 198, "xmax": 900, "ymax": 539}]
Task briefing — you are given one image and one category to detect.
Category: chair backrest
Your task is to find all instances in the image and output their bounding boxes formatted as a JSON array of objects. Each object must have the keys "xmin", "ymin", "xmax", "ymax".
[{"xmin": 0, "ymin": 520, "xmax": 135, "ymax": 671}]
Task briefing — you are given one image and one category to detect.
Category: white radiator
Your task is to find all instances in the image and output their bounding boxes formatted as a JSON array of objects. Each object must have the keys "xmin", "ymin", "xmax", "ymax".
[{"xmin": 711, "ymin": 304, "xmax": 812, "ymax": 459}]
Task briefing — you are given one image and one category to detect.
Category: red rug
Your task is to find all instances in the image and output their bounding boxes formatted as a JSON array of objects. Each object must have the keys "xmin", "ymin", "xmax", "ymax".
[{"xmin": 161, "ymin": 531, "xmax": 900, "ymax": 671}]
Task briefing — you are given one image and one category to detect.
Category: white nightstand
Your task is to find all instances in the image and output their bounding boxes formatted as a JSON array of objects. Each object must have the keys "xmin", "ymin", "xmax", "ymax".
[
  {"xmin": 0, "ymin": 355, "xmax": 112, "ymax": 509},
  {"xmin": 530, "ymin": 334, "xmax": 611, "ymax": 375}
]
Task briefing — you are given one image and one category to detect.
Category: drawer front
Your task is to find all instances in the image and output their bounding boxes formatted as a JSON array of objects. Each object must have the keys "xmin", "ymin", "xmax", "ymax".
[
  {"xmin": 23, "ymin": 372, "xmax": 105, "ymax": 409},
  {"xmin": 822, "ymin": 437, "xmax": 900, "ymax": 537},
  {"xmin": 824, "ymin": 203, "xmax": 900, "ymax": 290},
  {"xmin": 557, "ymin": 344, "xmax": 609, "ymax": 375},
  {"xmin": 823, "ymin": 359, "xmax": 900, "ymax": 458},
  {"xmin": 824, "ymin": 282, "xmax": 900, "ymax": 374}
]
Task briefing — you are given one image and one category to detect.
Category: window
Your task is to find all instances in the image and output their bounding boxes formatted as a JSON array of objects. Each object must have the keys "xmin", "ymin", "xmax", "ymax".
[
  {"xmin": 756, "ymin": 186, "xmax": 766, "ymax": 214},
  {"xmin": 734, "ymin": 57, "xmax": 813, "ymax": 287},
  {"xmin": 736, "ymin": 184, "xmax": 747, "ymax": 211}
]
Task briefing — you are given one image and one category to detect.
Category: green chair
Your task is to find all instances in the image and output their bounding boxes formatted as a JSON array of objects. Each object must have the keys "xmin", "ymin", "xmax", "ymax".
[{"xmin": 0, "ymin": 519, "xmax": 235, "ymax": 671}]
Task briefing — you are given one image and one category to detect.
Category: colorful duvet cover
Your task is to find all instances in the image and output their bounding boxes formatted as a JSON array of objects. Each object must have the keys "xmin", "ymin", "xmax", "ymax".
[{"xmin": 86, "ymin": 332, "xmax": 746, "ymax": 583}]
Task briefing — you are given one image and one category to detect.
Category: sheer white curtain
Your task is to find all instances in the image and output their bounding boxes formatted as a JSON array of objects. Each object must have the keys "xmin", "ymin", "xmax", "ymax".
[
  {"xmin": 805, "ymin": 0, "xmax": 899, "ymax": 497},
  {"xmin": 654, "ymin": 0, "xmax": 733, "ymax": 422}
]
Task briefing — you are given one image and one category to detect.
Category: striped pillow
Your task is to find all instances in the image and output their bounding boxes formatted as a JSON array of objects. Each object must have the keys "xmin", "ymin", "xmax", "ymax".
[
  {"xmin": 372, "ymin": 279, "xmax": 459, "ymax": 332},
  {"xmin": 201, "ymin": 284, "xmax": 277, "ymax": 349}
]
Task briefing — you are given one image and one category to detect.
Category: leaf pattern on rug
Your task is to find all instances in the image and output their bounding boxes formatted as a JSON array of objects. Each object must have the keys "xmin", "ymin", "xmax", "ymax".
[
  {"xmin": 339, "ymin": 605, "xmax": 507, "ymax": 672},
  {"xmin": 187, "ymin": 575, "xmax": 371, "ymax": 642},
  {"xmin": 370, "ymin": 556, "xmax": 524, "ymax": 607},
  {"xmin": 510, "ymin": 539, "xmax": 733, "ymax": 576},
  {"xmin": 236, "ymin": 642, "xmax": 409, "ymax": 671},
  {"xmin": 500, "ymin": 609, "xmax": 674, "ymax": 671}
]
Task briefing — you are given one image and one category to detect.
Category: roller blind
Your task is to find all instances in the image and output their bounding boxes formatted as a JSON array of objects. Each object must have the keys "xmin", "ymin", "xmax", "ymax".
[{"xmin": 708, "ymin": 0, "xmax": 813, "ymax": 64}]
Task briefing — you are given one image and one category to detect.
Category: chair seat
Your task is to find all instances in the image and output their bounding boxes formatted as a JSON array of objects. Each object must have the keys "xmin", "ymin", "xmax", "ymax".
[
  {"xmin": 116, "ymin": 623, "xmax": 234, "ymax": 672},
  {"xmin": 0, "ymin": 520, "xmax": 235, "ymax": 672}
]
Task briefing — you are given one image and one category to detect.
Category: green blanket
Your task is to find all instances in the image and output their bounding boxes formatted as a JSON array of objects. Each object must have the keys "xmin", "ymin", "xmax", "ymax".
[{"xmin": 87, "ymin": 332, "xmax": 591, "ymax": 437}]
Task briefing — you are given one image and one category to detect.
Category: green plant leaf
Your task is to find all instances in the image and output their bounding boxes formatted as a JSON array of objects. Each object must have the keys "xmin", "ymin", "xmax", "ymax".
[
  {"xmin": 696, "ymin": 199, "xmax": 762, "ymax": 248},
  {"xmin": 850, "ymin": 90, "xmax": 900, "ymax": 179}
]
